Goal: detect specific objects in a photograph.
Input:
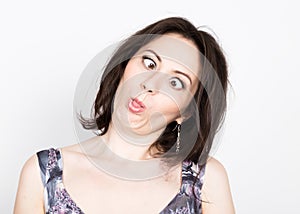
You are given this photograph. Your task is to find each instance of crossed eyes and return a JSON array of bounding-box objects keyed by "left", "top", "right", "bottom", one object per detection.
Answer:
[{"left": 142, "top": 56, "right": 185, "bottom": 90}]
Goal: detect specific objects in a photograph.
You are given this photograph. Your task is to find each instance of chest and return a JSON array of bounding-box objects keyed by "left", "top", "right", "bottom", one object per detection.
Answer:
[{"left": 62, "top": 164, "right": 182, "bottom": 213}]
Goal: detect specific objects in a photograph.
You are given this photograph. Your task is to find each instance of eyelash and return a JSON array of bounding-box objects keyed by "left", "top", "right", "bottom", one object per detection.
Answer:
[{"left": 142, "top": 56, "right": 156, "bottom": 70}]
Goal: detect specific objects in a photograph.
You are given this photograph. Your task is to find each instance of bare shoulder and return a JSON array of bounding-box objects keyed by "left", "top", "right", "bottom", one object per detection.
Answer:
[
  {"left": 18, "top": 154, "right": 42, "bottom": 184},
  {"left": 14, "top": 138, "right": 98, "bottom": 213},
  {"left": 202, "top": 157, "right": 230, "bottom": 200},
  {"left": 59, "top": 143, "right": 87, "bottom": 168},
  {"left": 201, "top": 157, "right": 235, "bottom": 214},
  {"left": 61, "top": 143, "right": 83, "bottom": 155},
  {"left": 58, "top": 137, "right": 100, "bottom": 172},
  {"left": 205, "top": 157, "right": 229, "bottom": 181},
  {"left": 60, "top": 135, "right": 99, "bottom": 155},
  {"left": 14, "top": 154, "right": 44, "bottom": 213},
  {"left": 59, "top": 137, "right": 97, "bottom": 161}
]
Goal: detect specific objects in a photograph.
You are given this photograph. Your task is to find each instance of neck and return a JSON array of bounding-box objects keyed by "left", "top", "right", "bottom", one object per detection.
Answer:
[{"left": 101, "top": 123, "right": 162, "bottom": 160}]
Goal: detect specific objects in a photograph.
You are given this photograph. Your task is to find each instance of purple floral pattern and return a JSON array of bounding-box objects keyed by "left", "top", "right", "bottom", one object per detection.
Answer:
[
  {"left": 37, "top": 148, "right": 206, "bottom": 214},
  {"left": 160, "top": 161, "right": 205, "bottom": 213}
]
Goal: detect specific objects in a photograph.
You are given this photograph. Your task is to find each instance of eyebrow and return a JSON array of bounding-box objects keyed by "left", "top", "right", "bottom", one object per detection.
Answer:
[
  {"left": 144, "top": 49, "right": 192, "bottom": 85},
  {"left": 144, "top": 49, "right": 161, "bottom": 62},
  {"left": 174, "top": 70, "right": 192, "bottom": 85}
]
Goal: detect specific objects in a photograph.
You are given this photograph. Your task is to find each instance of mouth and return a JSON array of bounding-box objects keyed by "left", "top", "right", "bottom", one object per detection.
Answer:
[{"left": 128, "top": 98, "right": 146, "bottom": 114}]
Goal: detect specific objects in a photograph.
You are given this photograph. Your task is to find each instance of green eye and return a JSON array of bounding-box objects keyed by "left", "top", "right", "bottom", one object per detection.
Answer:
[
  {"left": 169, "top": 77, "right": 184, "bottom": 89},
  {"left": 142, "top": 56, "right": 156, "bottom": 70}
]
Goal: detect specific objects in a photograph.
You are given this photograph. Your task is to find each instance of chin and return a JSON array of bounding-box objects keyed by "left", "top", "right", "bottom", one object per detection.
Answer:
[{"left": 132, "top": 124, "right": 167, "bottom": 136}]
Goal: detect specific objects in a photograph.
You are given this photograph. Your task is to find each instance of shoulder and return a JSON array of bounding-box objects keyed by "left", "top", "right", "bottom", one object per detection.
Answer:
[
  {"left": 201, "top": 157, "right": 235, "bottom": 214},
  {"left": 201, "top": 157, "right": 230, "bottom": 199},
  {"left": 17, "top": 154, "right": 43, "bottom": 191},
  {"left": 58, "top": 141, "right": 96, "bottom": 176},
  {"left": 204, "top": 157, "right": 228, "bottom": 182},
  {"left": 14, "top": 153, "right": 44, "bottom": 213},
  {"left": 59, "top": 136, "right": 101, "bottom": 163},
  {"left": 19, "top": 154, "right": 42, "bottom": 183},
  {"left": 59, "top": 135, "right": 98, "bottom": 156},
  {"left": 59, "top": 143, "right": 88, "bottom": 164}
]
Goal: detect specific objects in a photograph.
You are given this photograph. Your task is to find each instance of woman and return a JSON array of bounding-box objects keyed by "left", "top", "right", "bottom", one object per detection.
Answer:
[{"left": 14, "top": 17, "right": 235, "bottom": 213}]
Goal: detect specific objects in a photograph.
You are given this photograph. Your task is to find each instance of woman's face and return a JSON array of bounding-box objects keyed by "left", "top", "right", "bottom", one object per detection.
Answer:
[{"left": 113, "top": 33, "right": 201, "bottom": 140}]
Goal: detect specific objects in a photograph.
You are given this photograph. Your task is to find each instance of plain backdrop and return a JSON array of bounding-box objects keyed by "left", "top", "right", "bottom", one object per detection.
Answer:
[{"left": 1, "top": 0, "right": 299, "bottom": 213}]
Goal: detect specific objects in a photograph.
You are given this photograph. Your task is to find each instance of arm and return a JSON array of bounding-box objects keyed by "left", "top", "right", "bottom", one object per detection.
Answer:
[
  {"left": 14, "top": 154, "right": 44, "bottom": 213},
  {"left": 201, "top": 157, "right": 235, "bottom": 214}
]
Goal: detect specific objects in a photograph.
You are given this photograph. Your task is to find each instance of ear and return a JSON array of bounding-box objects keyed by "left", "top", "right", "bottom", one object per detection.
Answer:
[
  {"left": 176, "top": 110, "right": 192, "bottom": 124},
  {"left": 175, "top": 117, "right": 184, "bottom": 124}
]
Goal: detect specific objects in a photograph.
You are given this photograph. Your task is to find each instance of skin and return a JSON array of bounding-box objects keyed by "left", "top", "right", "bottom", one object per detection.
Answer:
[
  {"left": 14, "top": 33, "right": 235, "bottom": 214},
  {"left": 109, "top": 33, "right": 200, "bottom": 159}
]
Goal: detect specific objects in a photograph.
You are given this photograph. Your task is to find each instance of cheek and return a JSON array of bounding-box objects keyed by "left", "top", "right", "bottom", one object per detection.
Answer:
[
  {"left": 158, "top": 90, "right": 194, "bottom": 113},
  {"left": 123, "top": 59, "right": 143, "bottom": 81},
  {"left": 152, "top": 96, "right": 181, "bottom": 118},
  {"left": 123, "top": 63, "right": 133, "bottom": 81}
]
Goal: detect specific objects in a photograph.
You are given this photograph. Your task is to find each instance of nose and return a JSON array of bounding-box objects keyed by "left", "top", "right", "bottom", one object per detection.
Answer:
[
  {"left": 140, "top": 82, "right": 155, "bottom": 94},
  {"left": 139, "top": 71, "right": 162, "bottom": 94}
]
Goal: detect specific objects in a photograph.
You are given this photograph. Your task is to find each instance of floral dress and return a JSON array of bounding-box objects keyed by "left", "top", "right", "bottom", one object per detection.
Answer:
[{"left": 37, "top": 148, "right": 206, "bottom": 214}]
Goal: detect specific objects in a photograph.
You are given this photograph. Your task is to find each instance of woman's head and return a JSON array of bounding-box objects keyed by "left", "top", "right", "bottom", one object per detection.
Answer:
[
  {"left": 80, "top": 17, "right": 228, "bottom": 165},
  {"left": 113, "top": 33, "right": 201, "bottom": 138}
]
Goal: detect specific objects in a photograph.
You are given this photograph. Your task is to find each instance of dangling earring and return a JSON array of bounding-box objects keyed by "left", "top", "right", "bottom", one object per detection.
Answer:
[{"left": 175, "top": 124, "right": 181, "bottom": 153}]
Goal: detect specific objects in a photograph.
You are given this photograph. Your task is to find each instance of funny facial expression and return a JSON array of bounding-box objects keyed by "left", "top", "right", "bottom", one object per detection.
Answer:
[{"left": 112, "top": 33, "right": 201, "bottom": 144}]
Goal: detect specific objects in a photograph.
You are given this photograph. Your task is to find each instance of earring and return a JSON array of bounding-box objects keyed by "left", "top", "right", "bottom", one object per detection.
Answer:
[{"left": 175, "top": 124, "right": 181, "bottom": 153}]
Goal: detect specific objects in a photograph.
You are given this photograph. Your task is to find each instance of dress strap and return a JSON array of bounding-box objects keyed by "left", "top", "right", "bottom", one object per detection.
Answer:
[
  {"left": 36, "top": 148, "right": 63, "bottom": 187},
  {"left": 160, "top": 161, "right": 206, "bottom": 213},
  {"left": 180, "top": 160, "right": 206, "bottom": 199}
]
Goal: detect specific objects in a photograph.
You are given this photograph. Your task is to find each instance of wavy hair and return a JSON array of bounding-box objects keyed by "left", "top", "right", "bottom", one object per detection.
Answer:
[{"left": 79, "top": 17, "right": 228, "bottom": 167}]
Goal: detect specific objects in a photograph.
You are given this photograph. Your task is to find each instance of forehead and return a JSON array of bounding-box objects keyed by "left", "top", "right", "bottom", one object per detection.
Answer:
[{"left": 137, "top": 34, "right": 201, "bottom": 76}]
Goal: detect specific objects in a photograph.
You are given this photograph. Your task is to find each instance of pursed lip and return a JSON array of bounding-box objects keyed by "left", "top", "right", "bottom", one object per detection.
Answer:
[{"left": 128, "top": 98, "right": 146, "bottom": 113}]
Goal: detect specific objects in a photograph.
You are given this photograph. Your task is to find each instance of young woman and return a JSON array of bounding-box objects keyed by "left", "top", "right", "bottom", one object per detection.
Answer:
[{"left": 14, "top": 17, "right": 235, "bottom": 213}]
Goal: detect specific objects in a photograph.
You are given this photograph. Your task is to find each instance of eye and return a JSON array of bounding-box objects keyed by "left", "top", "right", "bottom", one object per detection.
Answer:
[
  {"left": 142, "top": 56, "right": 156, "bottom": 70},
  {"left": 169, "top": 77, "right": 185, "bottom": 90}
]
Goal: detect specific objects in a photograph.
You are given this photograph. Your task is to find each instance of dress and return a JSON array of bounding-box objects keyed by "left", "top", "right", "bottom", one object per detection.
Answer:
[{"left": 37, "top": 148, "right": 206, "bottom": 214}]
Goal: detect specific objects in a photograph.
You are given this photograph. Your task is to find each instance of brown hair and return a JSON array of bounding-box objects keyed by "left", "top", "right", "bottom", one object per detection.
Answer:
[{"left": 79, "top": 17, "right": 228, "bottom": 167}]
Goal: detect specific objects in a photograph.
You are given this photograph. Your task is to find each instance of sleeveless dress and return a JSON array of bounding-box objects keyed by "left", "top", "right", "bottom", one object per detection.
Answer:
[{"left": 37, "top": 148, "right": 206, "bottom": 214}]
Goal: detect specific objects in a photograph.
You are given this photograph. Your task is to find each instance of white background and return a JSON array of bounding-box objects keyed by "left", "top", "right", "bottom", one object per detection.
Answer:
[{"left": 1, "top": 0, "right": 299, "bottom": 213}]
